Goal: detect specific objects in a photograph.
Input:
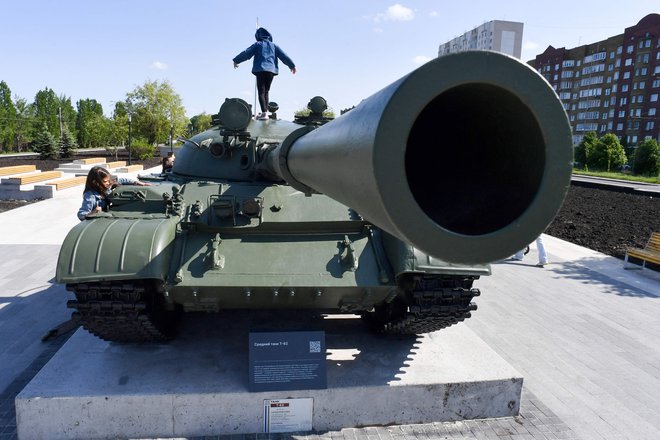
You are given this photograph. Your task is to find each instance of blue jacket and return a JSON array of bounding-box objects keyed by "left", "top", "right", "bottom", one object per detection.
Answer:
[
  {"left": 232, "top": 28, "right": 295, "bottom": 75},
  {"left": 77, "top": 190, "right": 106, "bottom": 221}
]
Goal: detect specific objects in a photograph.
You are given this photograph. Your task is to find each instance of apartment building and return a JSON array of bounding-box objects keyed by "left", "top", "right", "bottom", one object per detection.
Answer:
[
  {"left": 532, "top": 13, "right": 660, "bottom": 146},
  {"left": 439, "top": 20, "right": 524, "bottom": 59}
]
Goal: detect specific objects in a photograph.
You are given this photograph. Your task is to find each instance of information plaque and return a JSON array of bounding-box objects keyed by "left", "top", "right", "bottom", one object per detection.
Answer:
[
  {"left": 263, "top": 398, "right": 313, "bottom": 433},
  {"left": 249, "top": 330, "right": 326, "bottom": 392}
]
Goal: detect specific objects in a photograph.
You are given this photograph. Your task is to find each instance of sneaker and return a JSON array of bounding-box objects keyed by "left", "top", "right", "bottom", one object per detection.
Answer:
[
  {"left": 536, "top": 261, "right": 548, "bottom": 267},
  {"left": 257, "top": 113, "right": 269, "bottom": 120}
]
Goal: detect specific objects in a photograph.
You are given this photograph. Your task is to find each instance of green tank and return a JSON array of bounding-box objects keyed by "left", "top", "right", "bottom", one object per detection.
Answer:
[{"left": 56, "top": 51, "right": 573, "bottom": 342}]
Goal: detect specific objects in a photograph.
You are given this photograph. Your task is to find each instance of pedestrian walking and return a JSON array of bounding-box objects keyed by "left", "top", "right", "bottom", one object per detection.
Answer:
[{"left": 510, "top": 235, "right": 549, "bottom": 267}]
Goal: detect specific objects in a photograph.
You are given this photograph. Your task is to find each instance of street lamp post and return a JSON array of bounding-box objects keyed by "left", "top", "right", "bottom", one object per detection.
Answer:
[{"left": 128, "top": 113, "right": 132, "bottom": 166}]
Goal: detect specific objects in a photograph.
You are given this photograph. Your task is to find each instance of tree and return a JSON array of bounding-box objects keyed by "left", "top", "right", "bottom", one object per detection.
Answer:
[
  {"left": 591, "top": 133, "right": 627, "bottom": 172},
  {"left": 14, "top": 98, "right": 34, "bottom": 151},
  {"left": 574, "top": 131, "right": 597, "bottom": 170},
  {"left": 126, "top": 80, "right": 188, "bottom": 145},
  {"left": 33, "top": 88, "right": 60, "bottom": 139},
  {"left": 0, "top": 81, "right": 17, "bottom": 152},
  {"left": 59, "top": 126, "right": 78, "bottom": 158},
  {"left": 32, "top": 123, "right": 57, "bottom": 159},
  {"left": 59, "top": 95, "right": 77, "bottom": 141},
  {"left": 633, "top": 138, "right": 660, "bottom": 176},
  {"left": 189, "top": 113, "right": 212, "bottom": 135},
  {"left": 76, "top": 99, "right": 104, "bottom": 147}
]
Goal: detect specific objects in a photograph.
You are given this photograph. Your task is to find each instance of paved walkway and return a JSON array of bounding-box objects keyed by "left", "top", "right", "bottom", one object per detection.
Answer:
[{"left": 0, "top": 179, "right": 659, "bottom": 439}]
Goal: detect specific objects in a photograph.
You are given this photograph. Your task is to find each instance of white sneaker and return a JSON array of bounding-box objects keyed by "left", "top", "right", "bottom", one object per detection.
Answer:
[{"left": 257, "top": 113, "right": 268, "bottom": 120}]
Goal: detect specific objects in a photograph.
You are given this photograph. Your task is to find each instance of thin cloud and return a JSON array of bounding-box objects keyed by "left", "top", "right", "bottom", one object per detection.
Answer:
[
  {"left": 413, "top": 55, "right": 431, "bottom": 65},
  {"left": 374, "top": 4, "right": 414, "bottom": 22},
  {"left": 523, "top": 41, "right": 540, "bottom": 51},
  {"left": 151, "top": 61, "right": 168, "bottom": 70},
  {"left": 429, "top": 11, "right": 438, "bottom": 18}
]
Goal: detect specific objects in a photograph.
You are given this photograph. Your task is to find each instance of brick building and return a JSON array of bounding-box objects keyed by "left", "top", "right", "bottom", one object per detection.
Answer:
[{"left": 531, "top": 13, "right": 660, "bottom": 146}]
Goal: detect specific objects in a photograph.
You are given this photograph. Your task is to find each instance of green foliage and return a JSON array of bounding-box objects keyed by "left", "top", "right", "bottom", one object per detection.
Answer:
[
  {"left": 633, "top": 138, "right": 660, "bottom": 176},
  {"left": 59, "top": 126, "right": 78, "bottom": 158},
  {"left": 294, "top": 107, "right": 335, "bottom": 118},
  {"left": 33, "top": 88, "right": 60, "bottom": 139},
  {"left": 76, "top": 99, "right": 105, "bottom": 147},
  {"left": 126, "top": 80, "right": 188, "bottom": 145},
  {"left": 591, "top": 133, "right": 627, "bottom": 172},
  {"left": 574, "top": 131, "right": 597, "bottom": 170},
  {"left": 129, "top": 137, "right": 155, "bottom": 160},
  {"left": 13, "top": 98, "right": 33, "bottom": 151},
  {"left": 0, "top": 81, "right": 17, "bottom": 152},
  {"left": 189, "top": 113, "right": 212, "bottom": 135},
  {"left": 32, "top": 123, "right": 58, "bottom": 159},
  {"left": 59, "top": 96, "right": 77, "bottom": 140},
  {"left": 572, "top": 169, "right": 659, "bottom": 184}
]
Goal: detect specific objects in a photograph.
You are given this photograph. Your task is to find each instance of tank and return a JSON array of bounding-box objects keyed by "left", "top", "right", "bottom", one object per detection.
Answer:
[{"left": 56, "top": 51, "right": 573, "bottom": 342}]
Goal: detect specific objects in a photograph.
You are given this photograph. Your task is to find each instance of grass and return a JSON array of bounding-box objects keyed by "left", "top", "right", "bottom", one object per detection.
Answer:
[{"left": 572, "top": 169, "right": 660, "bottom": 184}]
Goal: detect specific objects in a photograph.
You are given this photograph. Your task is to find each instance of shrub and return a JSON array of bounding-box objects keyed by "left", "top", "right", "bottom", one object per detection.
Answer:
[
  {"left": 129, "top": 138, "right": 155, "bottom": 160},
  {"left": 633, "top": 139, "right": 660, "bottom": 177}
]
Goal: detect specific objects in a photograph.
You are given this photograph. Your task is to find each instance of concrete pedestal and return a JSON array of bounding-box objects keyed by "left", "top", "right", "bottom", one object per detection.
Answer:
[{"left": 16, "top": 312, "right": 522, "bottom": 440}]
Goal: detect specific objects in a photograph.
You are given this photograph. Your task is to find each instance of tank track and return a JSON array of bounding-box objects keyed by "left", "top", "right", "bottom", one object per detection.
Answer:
[
  {"left": 66, "top": 281, "right": 180, "bottom": 343},
  {"left": 364, "top": 275, "right": 480, "bottom": 335}
]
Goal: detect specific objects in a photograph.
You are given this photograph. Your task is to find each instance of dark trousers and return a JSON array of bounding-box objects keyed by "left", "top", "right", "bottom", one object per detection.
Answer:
[{"left": 255, "top": 71, "right": 275, "bottom": 113}]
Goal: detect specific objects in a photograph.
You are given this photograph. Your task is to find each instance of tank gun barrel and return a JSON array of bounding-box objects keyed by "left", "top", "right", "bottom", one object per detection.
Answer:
[{"left": 266, "top": 51, "right": 573, "bottom": 264}]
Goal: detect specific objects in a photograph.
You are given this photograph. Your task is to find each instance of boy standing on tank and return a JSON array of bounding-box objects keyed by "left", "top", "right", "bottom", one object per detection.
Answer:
[{"left": 232, "top": 27, "right": 296, "bottom": 120}]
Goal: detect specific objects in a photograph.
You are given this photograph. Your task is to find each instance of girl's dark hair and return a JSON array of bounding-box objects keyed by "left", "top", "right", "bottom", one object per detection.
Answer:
[{"left": 84, "top": 166, "right": 111, "bottom": 196}]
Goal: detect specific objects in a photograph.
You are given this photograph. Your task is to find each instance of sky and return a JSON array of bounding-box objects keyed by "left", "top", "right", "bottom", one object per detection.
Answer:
[{"left": 1, "top": 1, "right": 657, "bottom": 120}]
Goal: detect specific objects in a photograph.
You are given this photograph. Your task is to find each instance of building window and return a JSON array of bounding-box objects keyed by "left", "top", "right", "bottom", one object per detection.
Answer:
[
  {"left": 653, "top": 79, "right": 660, "bottom": 88},
  {"left": 645, "top": 39, "right": 651, "bottom": 48},
  {"left": 646, "top": 121, "right": 655, "bottom": 130},
  {"left": 626, "top": 45, "right": 634, "bottom": 53},
  {"left": 617, "top": 46, "right": 623, "bottom": 54},
  {"left": 618, "top": 111, "right": 625, "bottom": 118},
  {"left": 649, "top": 108, "right": 657, "bottom": 116},
  {"left": 622, "top": 84, "right": 629, "bottom": 92},
  {"left": 616, "top": 123, "right": 623, "bottom": 131},
  {"left": 651, "top": 94, "right": 659, "bottom": 102},
  {"left": 624, "top": 58, "right": 632, "bottom": 66},
  {"left": 620, "top": 97, "right": 627, "bottom": 105},
  {"left": 623, "top": 71, "right": 631, "bottom": 79}
]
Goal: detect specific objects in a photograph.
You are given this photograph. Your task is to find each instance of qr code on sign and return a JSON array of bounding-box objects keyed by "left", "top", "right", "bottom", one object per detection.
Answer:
[{"left": 309, "top": 340, "right": 321, "bottom": 353}]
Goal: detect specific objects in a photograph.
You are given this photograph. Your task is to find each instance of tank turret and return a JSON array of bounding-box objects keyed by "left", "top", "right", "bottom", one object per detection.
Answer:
[{"left": 57, "top": 51, "right": 572, "bottom": 342}]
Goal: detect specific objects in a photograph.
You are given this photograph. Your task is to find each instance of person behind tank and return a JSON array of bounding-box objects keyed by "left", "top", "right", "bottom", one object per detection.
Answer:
[{"left": 77, "top": 165, "right": 150, "bottom": 221}]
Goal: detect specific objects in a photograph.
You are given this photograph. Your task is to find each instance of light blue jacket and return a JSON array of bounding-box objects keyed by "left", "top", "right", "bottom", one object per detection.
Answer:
[
  {"left": 232, "top": 28, "right": 295, "bottom": 75},
  {"left": 77, "top": 190, "right": 106, "bottom": 221}
]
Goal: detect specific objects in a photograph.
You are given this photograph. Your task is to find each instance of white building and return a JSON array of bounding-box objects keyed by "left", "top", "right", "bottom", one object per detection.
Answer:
[{"left": 439, "top": 20, "right": 524, "bottom": 59}]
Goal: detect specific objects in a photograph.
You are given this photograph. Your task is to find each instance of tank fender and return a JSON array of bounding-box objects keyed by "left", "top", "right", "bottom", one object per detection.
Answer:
[
  {"left": 380, "top": 231, "right": 491, "bottom": 278},
  {"left": 56, "top": 217, "right": 178, "bottom": 284}
]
